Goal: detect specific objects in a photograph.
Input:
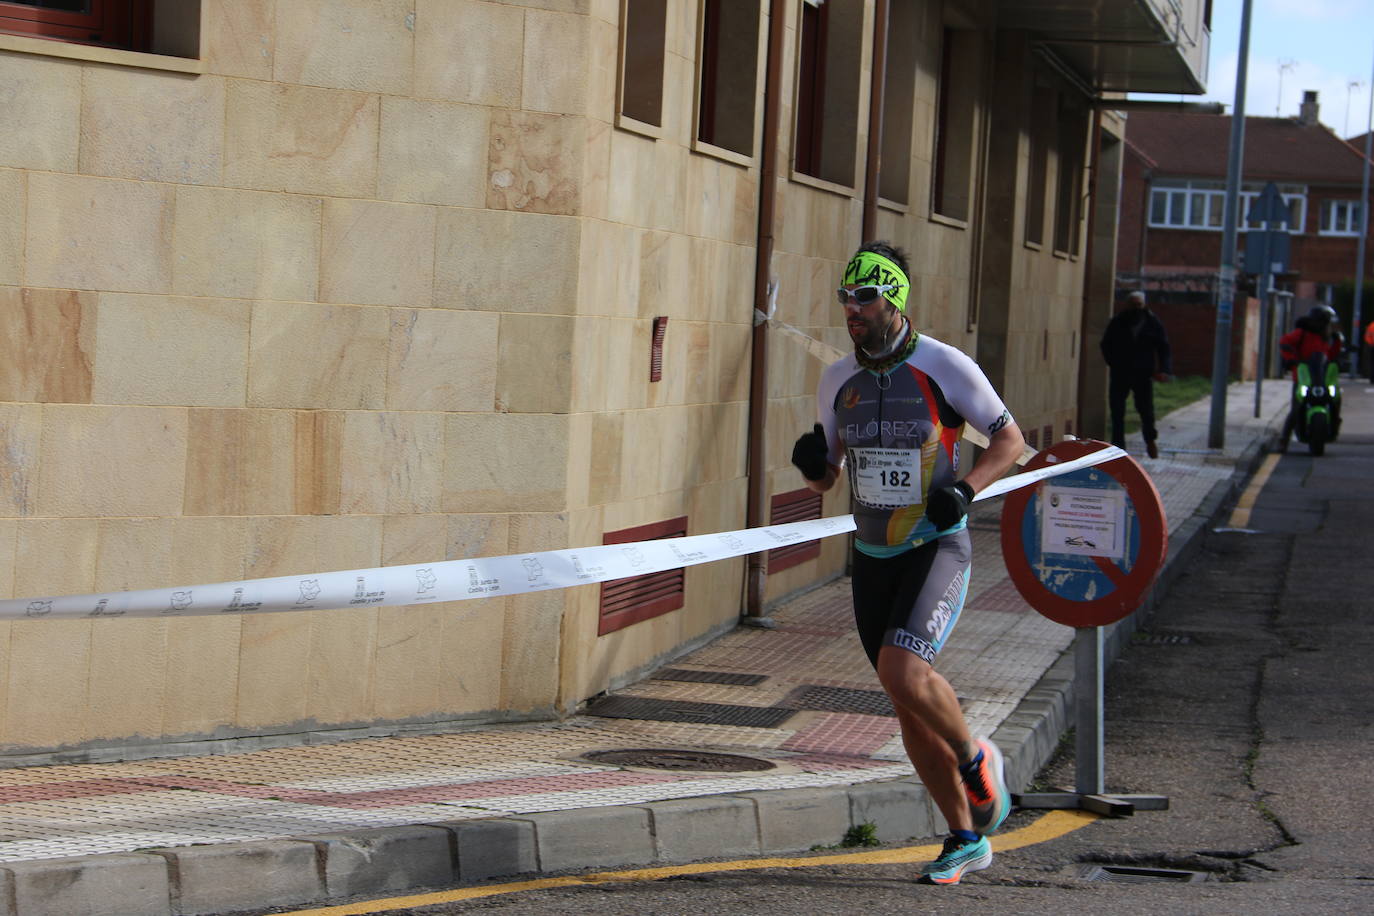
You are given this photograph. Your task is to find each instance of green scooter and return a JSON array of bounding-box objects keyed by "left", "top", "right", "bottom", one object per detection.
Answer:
[{"left": 1292, "top": 351, "right": 1341, "bottom": 456}]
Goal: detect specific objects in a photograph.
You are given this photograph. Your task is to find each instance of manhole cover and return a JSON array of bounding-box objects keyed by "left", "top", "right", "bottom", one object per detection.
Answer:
[
  {"left": 1077, "top": 865, "right": 1212, "bottom": 883},
  {"left": 653, "top": 668, "right": 768, "bottom": 686},
  {"left": 583, "top": 748, "right": 776, "bottom": 772}
]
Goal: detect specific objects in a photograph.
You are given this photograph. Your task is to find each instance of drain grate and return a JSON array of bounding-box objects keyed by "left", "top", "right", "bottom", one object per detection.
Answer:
[
  {"left": 582, "top": 748, "right": 776, "bottom": 772},
  {"left": 652, "top": 668, "right": 768, "bottom": 686},
  {"left": 1077, "top": 865, "right": 1212, "bottom": 883},
  {"left": 780, "top": 685, "right": 895, "bottom": 717},
  {"left": 585, "top": 695, "right": 796, "bottom": 728},
  {"left": 1133, "top": 631, "right": 1198, "bottom": 646}
]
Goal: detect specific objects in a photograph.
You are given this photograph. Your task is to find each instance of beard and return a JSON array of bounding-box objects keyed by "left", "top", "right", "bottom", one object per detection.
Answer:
[{"left": 850, "top": 308, "right": 903, "bottom": 355}]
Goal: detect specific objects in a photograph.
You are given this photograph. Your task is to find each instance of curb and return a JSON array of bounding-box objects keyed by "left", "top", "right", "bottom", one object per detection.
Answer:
[{"left": 0, "top": 442, "right": 1272, "bottom": 916}]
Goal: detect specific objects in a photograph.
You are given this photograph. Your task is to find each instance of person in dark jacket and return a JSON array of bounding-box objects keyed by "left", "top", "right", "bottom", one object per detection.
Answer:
[{"left": 1100, "top": 290, "right": 1173, "bottom": 458}]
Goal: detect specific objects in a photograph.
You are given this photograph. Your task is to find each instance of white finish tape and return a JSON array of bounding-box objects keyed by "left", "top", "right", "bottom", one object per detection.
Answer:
[
  {"left": 0, "top": 517, "right": 858, "bottom": 622},
  {"left": 971, "top": 445, "right": 1127, "bottom": 503},
  {"left": 0, "top": 446, "right": 1124, "bottom": 623}
]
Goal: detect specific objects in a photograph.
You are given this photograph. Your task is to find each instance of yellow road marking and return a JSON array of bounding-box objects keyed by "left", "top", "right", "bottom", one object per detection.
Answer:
[
  {"left": 279, "top": 810, "right": 1100, "bottom": 915},
  {"left": 1227, "top": 452, "right": 1281, "bottom": 528}
]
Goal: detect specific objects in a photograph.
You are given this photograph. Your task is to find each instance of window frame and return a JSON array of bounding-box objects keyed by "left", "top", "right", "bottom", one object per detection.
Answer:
[
  {"left": 790, "top": 0, "right": 864, "bottom": 193},
  {"left": 1023, "top": 84, "right": 1055, "bottom": 248},
  {"left": 1052, "top": 95, "right": 1087, "bottom": 257},
  {"left": 1148, "top": 179, "right": 1307, "bottom": 234},
  {"left": 0, "top": 0, "right": 150, "bottom": 52},
  {"left": 1319, "top": 199, "right": 1364, "bottom": 236},
  {"left": 930, "top": 26, "right": 982, "bottom": 226},
  {"left": 691, "top": 0, "right": 764, "bottom": 167},
  {"left": 875, "top": 0, "right": 918, "bottom": 210},
  {"left": 615, "top": 0, "right": 669, "bottom": 140}
]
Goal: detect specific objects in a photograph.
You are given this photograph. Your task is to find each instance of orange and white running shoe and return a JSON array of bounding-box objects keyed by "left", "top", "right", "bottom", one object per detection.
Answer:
[{"left": 961, "top": 738, "right": 1011, "bottom": 835}]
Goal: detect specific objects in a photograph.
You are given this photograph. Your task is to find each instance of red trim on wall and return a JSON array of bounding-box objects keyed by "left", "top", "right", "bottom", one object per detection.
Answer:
[
  {"left": 598, "top": 516, "right": 688, "bottom": 635},
  {"left": 768, "top": 488, "right": 823, "bottom": 572}
]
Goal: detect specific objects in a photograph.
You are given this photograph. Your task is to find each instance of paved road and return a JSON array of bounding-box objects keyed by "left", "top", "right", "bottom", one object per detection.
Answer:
[{"left": 263, "top": 386, "right": 1374, "bottom": 914}]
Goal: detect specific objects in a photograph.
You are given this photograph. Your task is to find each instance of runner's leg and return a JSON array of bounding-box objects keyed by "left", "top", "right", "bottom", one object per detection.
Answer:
[{"left": 882, "top": 651, "right": 973, "bottom": 832}]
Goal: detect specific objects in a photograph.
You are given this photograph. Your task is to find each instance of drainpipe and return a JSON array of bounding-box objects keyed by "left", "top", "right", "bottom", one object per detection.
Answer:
[
  {"left": 862, "top": 0, "right": 891, "bottom": 241},
  {"left": 744, "top": 0, "right": 789, "bottom": 622},
  {"left": 1076, "top": 107, "right": 1105, "bottom": 438}
]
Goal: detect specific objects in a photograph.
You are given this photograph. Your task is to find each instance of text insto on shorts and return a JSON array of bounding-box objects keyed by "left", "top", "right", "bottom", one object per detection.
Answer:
[{"left": 850, "top": 530, "right": 971, "bottom": 667}]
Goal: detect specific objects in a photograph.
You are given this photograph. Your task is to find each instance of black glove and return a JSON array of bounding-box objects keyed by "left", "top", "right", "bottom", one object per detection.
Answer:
[
  {"left": 926, "top": 480, "right": 975, "bottom": 530},
  {"left": 791, "top": 423, "right": 830, "bottom": 481}
]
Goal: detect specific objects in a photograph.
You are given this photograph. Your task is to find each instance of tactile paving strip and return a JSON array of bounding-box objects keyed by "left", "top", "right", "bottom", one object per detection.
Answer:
[
  {"left": 779, "top": 685, "right": 895, "bottom": 717},
  {"left": 652, "top": 668, "right": 768, "bottom": 686},
  {"left": 584, "top": 696, "right": 796, "bottom": 729}
]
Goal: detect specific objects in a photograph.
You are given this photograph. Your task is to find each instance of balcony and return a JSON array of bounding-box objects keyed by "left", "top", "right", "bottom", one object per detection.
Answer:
[{"left": 997, "top": 0, "right": 1210, "bottom": 95}]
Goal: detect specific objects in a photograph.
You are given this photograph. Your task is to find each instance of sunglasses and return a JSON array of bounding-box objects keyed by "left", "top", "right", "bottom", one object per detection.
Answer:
[{"left": 836, "top": 284, "right": 902, "bottom": 306}]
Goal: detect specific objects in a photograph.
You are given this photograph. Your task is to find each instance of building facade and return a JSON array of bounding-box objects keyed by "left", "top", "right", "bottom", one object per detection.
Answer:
[
  {"left": 0, "top": 0, "right": 1207, "bottom": 760},
  {"left": 1117, "top": 94, "right": 1374, "bottom": 375}
]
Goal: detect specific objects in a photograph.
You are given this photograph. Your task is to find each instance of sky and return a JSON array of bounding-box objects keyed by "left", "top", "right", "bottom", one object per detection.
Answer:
[{"left": 1140, "top": 0, "right": 1374, "bottom": 139}]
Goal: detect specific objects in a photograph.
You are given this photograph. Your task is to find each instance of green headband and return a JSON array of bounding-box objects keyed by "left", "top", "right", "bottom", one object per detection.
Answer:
[{"left": 842, "top": 251, "right": 909, "bottom": 312}]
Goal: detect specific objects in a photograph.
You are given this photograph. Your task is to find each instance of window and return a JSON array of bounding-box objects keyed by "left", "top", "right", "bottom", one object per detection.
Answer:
[
  {"left": 876, "top": 0, "right": 919, "bottom": 205},
  {"left": 1024, "top": 85, "right": 1055, "bottom": 246},
  {"left": 794, "top": 0, "right": 863, "bottom": 186},
  {"left": 618, "top": 0, "right": 668, "bottom": 134},
  {"left": 1148, "top": 180, "right": 1307, "bottom": 233},
  {"left": 1052, "top": 95, "right": 1087, "bottom": 254},
  {"left": 1320, "top": 199, "right": 1363, "bottom": 236},
  {"left": 696, "top": 0, "right": 761, "bottom": 158},
  {"left": 598, "top": 517, "right": 687, "bottom": 635},
  {"left": 0, "top": 0, "right": 149, "bottom": 50},
  {"left": 932, "top": 27, "right": 982, "bottom": 221}
]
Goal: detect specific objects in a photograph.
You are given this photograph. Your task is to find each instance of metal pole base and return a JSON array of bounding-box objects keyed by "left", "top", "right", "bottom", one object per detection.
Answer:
[{"left": 1013, "top": 791, "right": 1170, "bottom": 817}]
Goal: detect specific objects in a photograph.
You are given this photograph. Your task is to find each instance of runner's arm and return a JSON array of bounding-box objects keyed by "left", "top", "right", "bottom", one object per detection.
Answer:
[{"left": 959, "top": 421, "right": 1025, "bottom": 495}]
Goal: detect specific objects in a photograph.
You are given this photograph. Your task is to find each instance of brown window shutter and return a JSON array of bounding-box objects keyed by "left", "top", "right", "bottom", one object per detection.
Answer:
[
  {"left": 768, "top": 488, "right": 823, "bottom": 573},
  {"left": 598, "top": 516, "right": 687, "bottom": 635}
]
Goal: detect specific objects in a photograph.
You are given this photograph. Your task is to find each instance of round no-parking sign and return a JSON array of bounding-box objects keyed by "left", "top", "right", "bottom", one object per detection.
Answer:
[{"left": 1000, "top": 440, "right": 1168, "bottom": 628}]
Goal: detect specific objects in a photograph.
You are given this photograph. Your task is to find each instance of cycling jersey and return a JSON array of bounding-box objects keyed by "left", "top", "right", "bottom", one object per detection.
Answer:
[{"left": 816, "top": 332, "right": 1011, "bottom": 558}]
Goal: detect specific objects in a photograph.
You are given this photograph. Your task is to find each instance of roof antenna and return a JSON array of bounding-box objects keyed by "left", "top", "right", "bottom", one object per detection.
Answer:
[{"left": 1276, "top": 59, "right": 1297, "bottom": 116}]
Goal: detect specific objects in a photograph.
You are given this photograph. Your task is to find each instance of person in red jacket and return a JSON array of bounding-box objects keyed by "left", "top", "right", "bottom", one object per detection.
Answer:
[
  {"left": 1277, "top": 305, "right": 1342, "bottom": 450},
  {"left": 1279, "top": 305, "right": 1341, "bottom": 375},
  {"left": 1364, "top": 318, "right": 1374, "bottom": 383}
]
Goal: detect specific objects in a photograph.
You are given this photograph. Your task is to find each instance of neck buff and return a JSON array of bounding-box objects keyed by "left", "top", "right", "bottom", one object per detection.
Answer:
[
  {"left": 855, "top": 314, "right": 919, "bottom": 374},
  {"left": 842, "top": 250, "right": 910, "bottom": 312}
]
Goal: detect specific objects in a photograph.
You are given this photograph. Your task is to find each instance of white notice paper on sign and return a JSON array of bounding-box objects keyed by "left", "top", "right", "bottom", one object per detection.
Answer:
[{"left": 1040, "top": 485, "right": 1126, "bottom": 560}]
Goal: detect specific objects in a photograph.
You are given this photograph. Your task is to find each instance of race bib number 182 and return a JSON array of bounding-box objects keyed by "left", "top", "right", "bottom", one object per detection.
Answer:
[{"left": 851, "top": 448, "right": 922, "bottom": 509}]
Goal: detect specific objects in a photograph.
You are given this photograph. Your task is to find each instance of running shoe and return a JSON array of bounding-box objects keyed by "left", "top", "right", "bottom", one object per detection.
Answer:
[
  {"left": 961, "top": 737, "right": 1011, "bottom": 835},
  {"left": 917, "top": 834, "right": 992, "bottom": 885}
]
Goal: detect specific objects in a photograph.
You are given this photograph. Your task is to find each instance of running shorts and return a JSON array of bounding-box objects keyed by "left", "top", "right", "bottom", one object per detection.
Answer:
[{"left": 850, "top": 530, "right": 971, "bottom": 667}]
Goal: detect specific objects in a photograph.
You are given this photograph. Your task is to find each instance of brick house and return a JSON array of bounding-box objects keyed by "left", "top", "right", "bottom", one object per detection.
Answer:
[{"left": 1116, "top": 93, "right": 1373, "bottom": 377}]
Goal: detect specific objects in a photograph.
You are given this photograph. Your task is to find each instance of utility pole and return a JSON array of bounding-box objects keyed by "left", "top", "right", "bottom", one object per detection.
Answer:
[
  {"left": 1209, "top": 0, "right": 1255, "bottom": 449},
  {"left": 1354, "top": 48, "right": 1373, "bottom": 367}
]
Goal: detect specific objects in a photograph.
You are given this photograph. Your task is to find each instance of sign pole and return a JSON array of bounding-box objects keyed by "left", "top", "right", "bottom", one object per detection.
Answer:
[
  {"left": 1255, "top": 248, "right": 1273, "bottom": 417},
  {"left": 1073, "top": 627, "right": 1104, "bottom": 796},
  {"left": 1209, "top": 0, "right": 1254, "bottom": 448}
]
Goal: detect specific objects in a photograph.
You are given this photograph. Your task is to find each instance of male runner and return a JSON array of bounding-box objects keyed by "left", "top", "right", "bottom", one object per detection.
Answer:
[{"left": 791, "top": 242, "right": 1024, "bottom": 885}]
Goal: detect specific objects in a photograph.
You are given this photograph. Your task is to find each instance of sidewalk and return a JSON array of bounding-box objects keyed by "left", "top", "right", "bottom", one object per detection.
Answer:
[{"left": 0, "top": 381, "right": 1294, "bottom": 916}]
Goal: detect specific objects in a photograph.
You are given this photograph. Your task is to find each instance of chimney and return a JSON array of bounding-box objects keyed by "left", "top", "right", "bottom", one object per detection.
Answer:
[{"left": 1298, "top": 90, "right": 1319, "bottom": 126}]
